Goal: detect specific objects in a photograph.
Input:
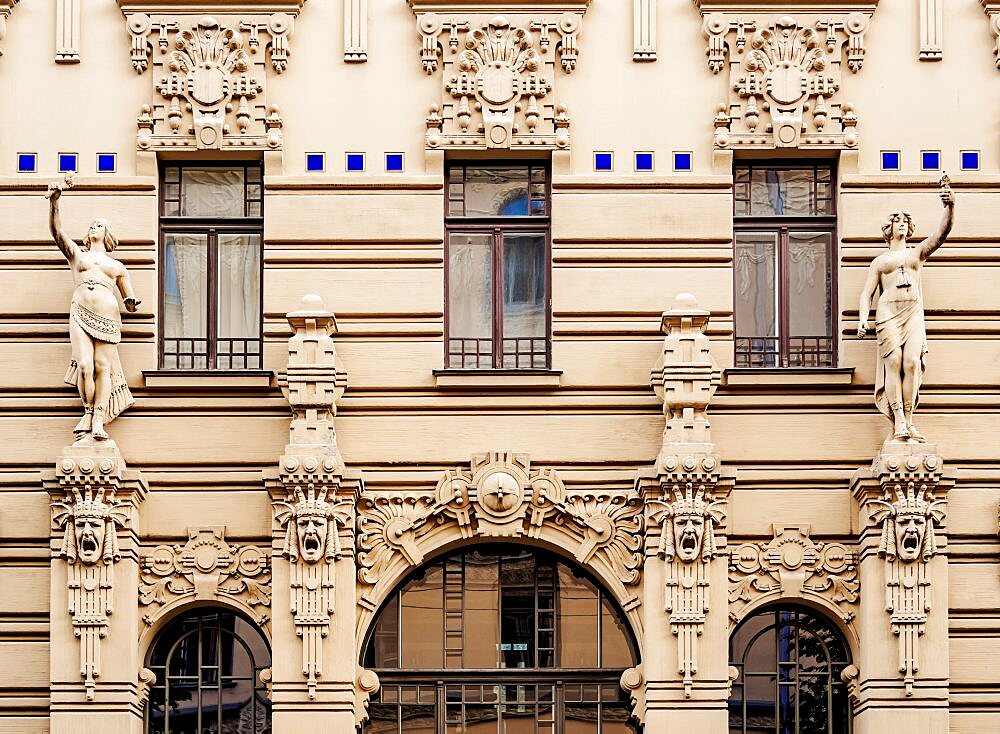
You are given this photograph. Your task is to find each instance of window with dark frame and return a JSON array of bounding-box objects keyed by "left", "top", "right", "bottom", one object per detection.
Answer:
[
  {"left": 159, "top": 162, "right": 264, "bottom": 370},
  {"left": 733, "top": 163, "right": 837, "bottom": 368},
  {"left": 445, "top": 163, "right": 551, "bottom": 369}
]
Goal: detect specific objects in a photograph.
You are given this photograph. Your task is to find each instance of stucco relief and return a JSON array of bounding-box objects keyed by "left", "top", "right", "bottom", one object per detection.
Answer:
[
  {"left": 357, "top": 451, "right": 643, "bottom": 635},
  {"left": 139, "top": 526, "right": 271, "bottom": 631},
  {"left": 695, "top": 2, "right": 875, "bottom": 150},
  {"left": 984, "top": 2, "right": 1000, "bottom": 67},
  {"left": 412, "top": 1, "right": 587, "bottom": 150},
  {"left": 0, "top": 0, "right": 15, "bottom": 59},
  {"left": 124, "top": 9, "right": 297, "bottom": 150},
  {"left": 728, "top": 525, "right": 859, "bottom": 625}
]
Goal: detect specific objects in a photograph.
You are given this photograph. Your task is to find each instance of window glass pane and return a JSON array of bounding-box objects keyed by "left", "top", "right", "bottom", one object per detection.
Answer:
[
  {"left": 558, "top": 566, "right": 598, "bottom": 668},
  {"left": 750, "top": 168, "right": 815, "bottom": 216},
  {"left": 181, "top": 168, "right": 245, "bottom": 217},
  {"left": 371, "top": 595, "right": 399, "bottom": 668},
  {"left": 464, "top": 167, "right": 530, "bottom": 216},
  {"left": 464, "top": 553, "right": 500, "bottom": 668},
  {"left": 600, "top": 598, "right": 632, "bottom": 668},
  {"left": 502, "top": 234, "right": 546, "bottom": 368},
  {"left": 448, "top": 233, "right": 493, "bottom": 365},
  {"left": 787, "top": 232, "right": 832, "bottom": 337},
  {"left": 217, "top": 234, "right": 261, "bottom": 338},
  {"left": 401, "top": 565, "right": 444, "bottom": 669},
  {"left": 162, "top": 233, "right": 208, "bottom": 369},
  {"left": 734, "top": 231, "right": 778, "bottom": 353},
  {"left": 500, "top": 553, "right": 535, "bottom": 669}
]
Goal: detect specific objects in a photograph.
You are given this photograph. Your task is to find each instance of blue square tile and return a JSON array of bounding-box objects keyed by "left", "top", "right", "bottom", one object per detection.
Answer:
[
  {"left": 306, "top": 153, "right": 325, "bottom": 172},
  {"left": 346, "top": 153, "right": 365, "bottom": 172},
  {"left": 97, "top": 153, "right": 116, "bottom": 173},
  {"left": 58, "top": 153, "right": 78, "bottom": 173},
  {"left": 17, "top": 153, "right": 37, "bottom": 173},
  {"left": 881, "top": 151, "right": 900, "bottom": 171},
  {"left": 673, "top": 151, "right": 692, "bottom": 171},
  {"left": 961, "top": 150, "right": 980, "bottom": 170},
  {"left": 634, "top": 152, "right": 654, "bottom": 171},
  {"left": 385, "top": 153, "right": 404, "bottom": 172},
  {"left": 921, "top": 151, "right": 940, "bottom": 170},
  {"left": 594, "top": 152, "right": 613, "bottom": 171}
]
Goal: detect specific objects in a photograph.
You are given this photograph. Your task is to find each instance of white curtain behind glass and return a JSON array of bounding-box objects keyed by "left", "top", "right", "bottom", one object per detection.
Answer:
[{"left": 218, "top": 234, "right": 261, "bottom": 339}]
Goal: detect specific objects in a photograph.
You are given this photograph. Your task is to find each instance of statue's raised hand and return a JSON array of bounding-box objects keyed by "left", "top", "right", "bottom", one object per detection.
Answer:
[{"left": 45, "top": 173, "right": 74, "bottom": 201}]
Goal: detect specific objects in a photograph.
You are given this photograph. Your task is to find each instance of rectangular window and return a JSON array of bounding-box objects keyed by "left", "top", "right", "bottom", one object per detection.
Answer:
[
  {"left": 159, "top": 162, "right": 264, "bottom": 369},
  {"left": 445, "top": 163, "right": 550, "bottom": 369},
  {"left": 733, "top": 163, "right": 837, "bottom": 368}
]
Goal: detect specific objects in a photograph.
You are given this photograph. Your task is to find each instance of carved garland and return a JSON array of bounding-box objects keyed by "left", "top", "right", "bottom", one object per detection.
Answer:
[{"left": 357, "top": 452, "right": 643, "bottom": 600}]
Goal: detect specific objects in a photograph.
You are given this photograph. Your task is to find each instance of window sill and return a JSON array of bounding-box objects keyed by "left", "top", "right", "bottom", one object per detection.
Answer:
[
  {"left": 142, "top": 370, "right": 274, "bottom": 389},
  {"left": 723, "top": 367, "right": 854, "bottom": 387},
  {"left": 433, "top": 369, "right": 562, "bottom": 389}
]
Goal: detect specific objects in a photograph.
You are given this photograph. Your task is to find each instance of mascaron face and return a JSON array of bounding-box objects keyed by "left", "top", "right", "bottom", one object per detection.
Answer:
[
  {"left": 74, "top": 516, "right": 105, "bottom": 564},
  {"left": 673, "top": 513, "right": 705, "bottom": 562},
  {"left": 895, "top": 512, "right": 926, "bottom": 562},
  {"left": 296, "top": 515, "right": 328, "bottom": 563}
]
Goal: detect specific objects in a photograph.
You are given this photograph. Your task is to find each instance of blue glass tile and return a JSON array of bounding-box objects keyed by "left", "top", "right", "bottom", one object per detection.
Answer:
[
  {"left": 306, "top": 153, "right": 325, "bottom": 172},
  {"left": 594, "top": 152, "right": 613, "bottom": 171},
  {"left": 635, "top": 152, "right": 654, "bottom": 171},
  {"left": 17, "top": 153, "right": 37, "bottom": 173},
  {"left": 385, "top": 153, "right": 404, "bottom": 172},
  {"left": 961, "top": 150, "right": 980, "bottom": 170},
  {"left": 921, "top": 151, "right": 940, "bottom": 170},
  {"left": 58, "top": 153, "right": 78, "bottom": 173},
  {"left": 97, "top": 153, "right": 116, "bottom": 173},
  {"left": 346, "top": 153, "right": 365, "bottom": 172},
  {"left": 673, "top": 152, "right": 692, "bottom": 171},
  {"left": 881, "top": 151, "right": 900, "bottom": 170}
]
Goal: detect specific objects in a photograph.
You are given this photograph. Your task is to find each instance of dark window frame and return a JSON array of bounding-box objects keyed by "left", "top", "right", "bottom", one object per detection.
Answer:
[
  {"left": 158, "top": 161, "right": 264, "bottom": 370},
  {"left": 733, "top": 162, "right": 838, "bottom": 368},
  {"left": 444, "top": 162, "right": 552, "bottom": 370}
]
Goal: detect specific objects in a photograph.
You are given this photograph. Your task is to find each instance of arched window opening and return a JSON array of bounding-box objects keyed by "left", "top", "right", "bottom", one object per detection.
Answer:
[
  {"left": 728, "top": 606, "right": 851, "bottom": 734},
  {"left": 363, "top": 546, "right": 639, "bottom": 734},
  {"left": 145, "top": 608, "right": 271, "bottom": 734}
]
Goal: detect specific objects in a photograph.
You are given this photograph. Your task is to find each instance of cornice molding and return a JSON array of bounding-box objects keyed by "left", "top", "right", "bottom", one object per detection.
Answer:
[
  {"left": 117, "top": 0, "right": 305, "bottom": 13},
  {"left": 409, "top": 0, "right": 591, "bottom": 9},
  {"left": 694, "top": 1, "right": 877, "bottom": 9}
]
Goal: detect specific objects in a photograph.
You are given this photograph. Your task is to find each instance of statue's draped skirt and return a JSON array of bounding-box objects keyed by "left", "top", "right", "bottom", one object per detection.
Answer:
[
  {"left": 874, "top": 298, "right": 927, "bottom": 422},
  {"left": 64, "top": 300, "right": 134, "bottom": 422}
]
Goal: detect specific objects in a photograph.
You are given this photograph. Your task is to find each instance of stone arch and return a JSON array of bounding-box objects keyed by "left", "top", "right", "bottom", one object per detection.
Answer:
[{"left": 139, "top": 595, "right": 273, "bottom": 660}]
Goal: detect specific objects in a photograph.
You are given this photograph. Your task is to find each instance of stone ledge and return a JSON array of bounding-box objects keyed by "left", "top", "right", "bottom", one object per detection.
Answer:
[
  {"left": 142, "top": 370, "right": 274, "bottom": 389},
  {"left": 433, "top": 369, "right": 562, "bottom": 389},
  {"left": 723, "top": 367, "right": 855, "bottom": 387}
]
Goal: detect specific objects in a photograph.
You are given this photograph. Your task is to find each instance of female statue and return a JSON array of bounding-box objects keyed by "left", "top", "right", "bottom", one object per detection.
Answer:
[{"left": 46, "top": 176, "right": 140, "bottom": 441}]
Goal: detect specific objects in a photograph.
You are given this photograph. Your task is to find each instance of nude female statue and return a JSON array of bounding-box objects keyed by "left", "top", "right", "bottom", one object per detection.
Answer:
[
  {"left": 857, "top": 175, "right": 954, "bottom": 442},
  {"left": 46, "top": 176, "right": 140, "bottom": 441}
]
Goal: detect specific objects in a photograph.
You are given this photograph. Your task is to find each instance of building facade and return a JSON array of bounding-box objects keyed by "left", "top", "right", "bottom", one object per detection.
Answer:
[{"left": 0, "top": 0, "right": 998, "bottom": 732}]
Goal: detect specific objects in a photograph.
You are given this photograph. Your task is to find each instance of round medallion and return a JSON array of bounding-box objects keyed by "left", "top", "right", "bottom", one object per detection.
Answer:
[{"left": 480, "top": 471, "right": 522, "bottom": 514}]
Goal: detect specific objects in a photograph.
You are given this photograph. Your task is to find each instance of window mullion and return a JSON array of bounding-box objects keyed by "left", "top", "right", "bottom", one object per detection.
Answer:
[
  {"left": 779, "top": 227, "right": 790, "bottom": 368},
  {"left": 208, "top": 229, "right": 218, "bottom": 369},
  {"left": 494, "top": 228, "right": 503, "bottom": 369}
]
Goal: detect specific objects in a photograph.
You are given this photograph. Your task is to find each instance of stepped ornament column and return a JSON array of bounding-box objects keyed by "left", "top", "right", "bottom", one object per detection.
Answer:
[
  {"left": 850, "top": 179, "right": 956, "bottom": 733},
  {"left": 264, "top": 295, "right": 373, "bottom": 733},
  {"left": 632, "top": 294, "right": 734, "bottom": 730}
]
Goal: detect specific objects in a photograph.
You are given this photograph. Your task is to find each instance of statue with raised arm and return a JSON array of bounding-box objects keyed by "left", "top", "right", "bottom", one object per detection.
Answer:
[
  {"left": 46, "top": 176, "right": 139, "bottom": 441},
  {"left": 858, "top": 174, "right": 954, "bottom": 442}
]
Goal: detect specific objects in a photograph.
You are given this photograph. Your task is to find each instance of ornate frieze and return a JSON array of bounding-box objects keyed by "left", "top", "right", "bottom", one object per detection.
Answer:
[
  {"left": 729, "top": 525, "right": 859, "bottom": 624},
  {"left": 123, "top": 6, "right": 301, "bottom": 151},
  {"left": 358, "top": 451, "right": 643, "bottom": 594},
  {"left": 46, "top": 444, "right": 147, "bottom": 701},
  {"left": 412, "top": 1, "right": 589, "bottom": 150},
  {"left": 695, "top": 2, "right": 875, "bottom": 150},
  {"left": 139, "top": 526, "right": 271, "bottom": 630}
]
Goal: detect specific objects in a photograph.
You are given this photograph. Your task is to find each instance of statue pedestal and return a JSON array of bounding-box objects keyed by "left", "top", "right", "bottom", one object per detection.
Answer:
[
  {"left": 849, "top": 440, "right": 952, "bottom": 734},
  {"left": 42, "top": 441, "right": 148, "bottom": 734}
]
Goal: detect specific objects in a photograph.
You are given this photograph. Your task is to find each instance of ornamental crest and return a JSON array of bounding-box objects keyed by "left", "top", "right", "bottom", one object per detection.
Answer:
[
  {"left": 701, "top": 11, "right": 872, "bottom": 150},
  {"left": 416, "top": 11, "right": 583, "bottom": 149},
  {"left": 127, "top": 13, "right": 294, "bottom": 150}
]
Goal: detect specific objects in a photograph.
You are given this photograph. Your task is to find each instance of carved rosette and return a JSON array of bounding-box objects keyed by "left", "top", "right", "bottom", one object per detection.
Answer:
[
  {"left": 415, "top": 10, "right": 584, "bottom": 150},
  {"left": 642, "top": 453, "right": 729, "bottom": 698},
  {"left": 699, "top": 9, "right": 873, "bottom": 150},
  {"left": 139, "top": 526, "right": 271, "bottom": 630},
  {"left": 45, "top": 446, "right": 147, "bottom": 701},
  {"left": 358, "top": 452, "right": 643, "bottom": 605},
  {"left": 126, "top": 12, "right": 295, "bottom": 150},
  {"left": 729, "top": 525, "right": 859, "bottom": 625}
]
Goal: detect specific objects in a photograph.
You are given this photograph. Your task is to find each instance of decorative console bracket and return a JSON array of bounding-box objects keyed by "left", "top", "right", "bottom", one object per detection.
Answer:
[
  {"left": 694, "top": 1, "right": 879, "bottom": 151},
  {"left": 409, "top": 0, "right": 591, "bottom": 150},
  {"left": 0, "top": 0, "right": 17, "bottom": 58}
]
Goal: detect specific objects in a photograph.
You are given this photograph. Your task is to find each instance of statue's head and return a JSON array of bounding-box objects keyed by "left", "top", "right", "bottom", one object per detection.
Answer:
[
  {"left": 659, "top": 482, "right": 725, "bottom": 564},
  {"left": 295, "top": 510, "right": 330, "bottom": 564},
  {"left": 279, "top": 486, "right": 349, "bottom": 564},
  {"left": 83, "top": 218, "right": 118, "bottom": 253},
  {"left": 876, "top": 482, "right": 945, "bottom": 563},
  {"left": 881, "top": 210, "right": 915, "bottom": 245},
  {"left": 55, "top": 489, "right": 123, "bottom": 565},
  {"left": 894, "top": 509, "right": 927, "bottom": 562}
]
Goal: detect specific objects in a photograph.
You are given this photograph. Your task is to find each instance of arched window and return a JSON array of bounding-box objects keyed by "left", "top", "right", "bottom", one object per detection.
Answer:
[
  {"left": 363, "top": 546, "right": 638, "bottom": 733},
  {"left": 728, "top": 606, "right": 852, "bottom": 734},
  {"left": 145, "top": 608, "right": 271, "bottom": 734}
]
